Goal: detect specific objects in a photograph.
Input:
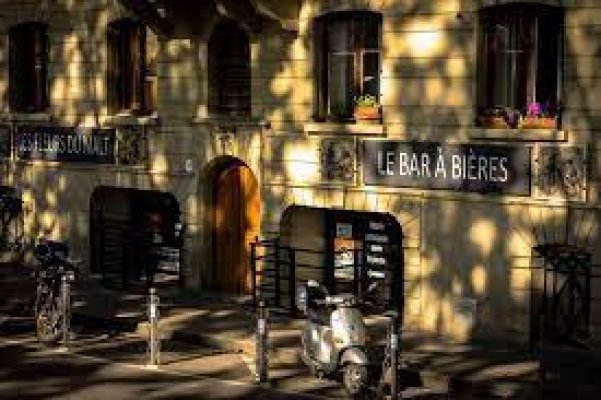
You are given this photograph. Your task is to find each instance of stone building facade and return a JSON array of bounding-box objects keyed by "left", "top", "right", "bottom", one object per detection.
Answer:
[{"left": 0, "top": 0, "right": 600, "bottom": 345}]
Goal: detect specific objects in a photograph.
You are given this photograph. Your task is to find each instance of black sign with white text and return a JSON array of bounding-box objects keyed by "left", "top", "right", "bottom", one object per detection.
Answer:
[
  {"left": 363, "top": 141, "right": 531, "bottom": 195},
  {"left": 15, "top": 126, "right": 116, "bottom": 164}
]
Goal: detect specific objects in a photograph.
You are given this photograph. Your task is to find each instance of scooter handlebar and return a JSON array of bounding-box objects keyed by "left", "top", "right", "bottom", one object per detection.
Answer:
[{"left": 324, "top": 294, "right": 356, "bottom": 307}]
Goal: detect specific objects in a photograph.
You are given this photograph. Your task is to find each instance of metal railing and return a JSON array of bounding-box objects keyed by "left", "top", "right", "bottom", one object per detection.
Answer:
[
  {"left": 250, "top": 237, "right": 402, "bottom": 316},
  {"left": 531, "top": 244, "right": 601, "bottom": 344}
]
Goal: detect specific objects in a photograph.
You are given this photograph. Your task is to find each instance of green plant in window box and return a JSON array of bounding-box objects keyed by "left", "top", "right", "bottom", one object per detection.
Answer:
[{"left": 353, "top": 95, "right": 381, "bottom": 124}]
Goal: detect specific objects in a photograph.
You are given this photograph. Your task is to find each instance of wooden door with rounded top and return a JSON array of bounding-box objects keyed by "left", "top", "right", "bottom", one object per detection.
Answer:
[{"left": 214, "top": 163, "right": 260, "bottom": 293}]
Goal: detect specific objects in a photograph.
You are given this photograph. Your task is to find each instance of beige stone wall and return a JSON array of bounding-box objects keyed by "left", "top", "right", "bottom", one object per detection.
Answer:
[
  {"left": 0, "top": 0, "right": 599, "bottom": 344},
  {"left": 258, "top": 0, "right": 601, "bottom": 343},
  {"left": 0, "top": 1, "right": 210, "bottom": 286}
]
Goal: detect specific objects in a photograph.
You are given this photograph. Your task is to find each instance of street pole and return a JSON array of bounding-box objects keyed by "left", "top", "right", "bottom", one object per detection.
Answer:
[
  {"left": 147, "top": 287, "right": 160, "bottom": 369},
  {"left": 388, "top": 310, "right": 400, "bottom": 400},
  {"left": 256, "top": 299, "right": 269, "bottom": 385},
  {"left": 59, "top": 273, "right": 71, "bottom": 351}
]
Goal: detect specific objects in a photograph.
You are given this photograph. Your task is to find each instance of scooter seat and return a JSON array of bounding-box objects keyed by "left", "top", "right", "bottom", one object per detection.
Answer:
[{"left": 308, "top": 308, "right": 330, "bottom": 326}]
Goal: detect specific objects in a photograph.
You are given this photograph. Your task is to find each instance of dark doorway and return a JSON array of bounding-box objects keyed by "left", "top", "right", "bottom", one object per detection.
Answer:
[
  {"left": 213, "top": 162, "right": 260, "bottom": 294},
  {"left": 90, "top": 187, "right": 182, "bottom": 289}
]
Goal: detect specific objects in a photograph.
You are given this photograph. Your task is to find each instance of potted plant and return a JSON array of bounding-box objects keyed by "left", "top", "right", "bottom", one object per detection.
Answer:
[
  {"left": 353, "top": 95, "right": 381, "bottom": 124},
  {"left": 478, "top": 106, "right": 510, "bottom": 129},
  {"left": 520, "top": 102, "right": 558, "bottom": 129}
]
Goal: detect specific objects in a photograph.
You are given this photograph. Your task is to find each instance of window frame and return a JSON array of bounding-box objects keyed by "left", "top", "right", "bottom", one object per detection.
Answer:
[
  {"left": 8, "top": 21, "right": 49, "bottom": 114},
  {"left": 107, "top": 18, "right": 153, "bottom": 116},
  {"left": 208, "top": 20, "right": 251, "bottom": 117},
  {"left": 476, "top": 4, "right": 564, "bottom": 129},
  {"left": 313, "top": 11, "right": 383, "bottom": 122}
]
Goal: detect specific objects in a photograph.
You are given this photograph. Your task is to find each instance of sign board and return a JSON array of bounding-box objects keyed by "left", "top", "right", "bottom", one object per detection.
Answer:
[
  {"left": 363, "top": 141, "right": 531, "bottom": 196},
  {"left": 364, "top": 220, "right": 390, "bottom": 281},
  {"left": 14, "top": 126, "right": 116, "bottom": 164}
]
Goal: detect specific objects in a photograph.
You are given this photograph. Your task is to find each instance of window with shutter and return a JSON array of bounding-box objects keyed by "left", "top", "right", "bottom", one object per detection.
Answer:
[
  {"left": 9, "top": 22, "right": 48, "bottom": 113},
  {"left": 477, "top": 4, "right": 563, "bottom": 129},
  {"left": 208, "top": 21, "right": 251, "bottom": 117},
  {"left": 107, "top": 19, "right": 151, "bottom": 115},
  {"left": 313, "top": 12, "right": 382, "bottom": 122}
]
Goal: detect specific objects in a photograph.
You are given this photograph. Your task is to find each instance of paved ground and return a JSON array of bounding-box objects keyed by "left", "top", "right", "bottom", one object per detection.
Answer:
[
  {"left": 3, "top": 262, "right": 601, "bottom": 399},
  {"left": 0, "top": 317, "right": 328, "bottom": 400}
]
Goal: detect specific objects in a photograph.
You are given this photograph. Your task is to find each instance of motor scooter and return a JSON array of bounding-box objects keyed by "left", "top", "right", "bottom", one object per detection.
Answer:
[{"left": 297, "top": 280, "right": 375, "bottom": 397}]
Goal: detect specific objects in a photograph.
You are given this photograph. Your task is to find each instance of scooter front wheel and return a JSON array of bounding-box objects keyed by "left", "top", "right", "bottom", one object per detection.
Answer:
[{"left": 343, "top": 363, "right": 368, "bottom": 398}]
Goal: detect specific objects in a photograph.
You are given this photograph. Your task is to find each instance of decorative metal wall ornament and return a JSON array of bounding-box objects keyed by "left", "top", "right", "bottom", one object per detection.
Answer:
[
  {"left": 213, "top": 125, "right": 236, "bottom": 156},
  {"left": 536, "top": 146, "right": 588, "bottom": 200},
  {"left": 116, "top": 125, "right": 148, "bottom": 165},
  {"left": 320, "top": 138, "right": 356, "bottom": 183}
]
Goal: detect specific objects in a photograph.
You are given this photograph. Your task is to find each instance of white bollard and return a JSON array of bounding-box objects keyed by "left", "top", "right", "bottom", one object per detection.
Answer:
[{"left": 146, "top": 287, "right": 160, "bottom": 369}]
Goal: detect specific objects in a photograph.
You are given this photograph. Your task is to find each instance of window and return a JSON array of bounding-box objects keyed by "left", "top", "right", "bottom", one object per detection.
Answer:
[
  {"left": 314, "top": 11, "right": 382, "bottom": 121},
  {"left": 208, "top": 21, "right": 251, "bottom": 116},
  {"left": 9, "top": 22, "right": 48, "bottom": 113},
  {"left": 477, "top": 4, "right": 563, "bottom": 128},
  {"left": 107, "top": 19, "right": 155, "bottom": 115}
]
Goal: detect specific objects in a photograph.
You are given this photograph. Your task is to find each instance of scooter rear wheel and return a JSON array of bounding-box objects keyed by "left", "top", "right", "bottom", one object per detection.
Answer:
[
  {"left": 36, "top": 309, "right": 60, "bottom": 345},
  {"left": 343, "top": 363, "right": 368, "bottom": 398}
]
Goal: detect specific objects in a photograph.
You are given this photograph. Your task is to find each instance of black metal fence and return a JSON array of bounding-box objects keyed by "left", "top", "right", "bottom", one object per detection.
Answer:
[
  {"left": 531, "top": 244, "right": 601, "bottom": 345},
  {"left": 250, "top": 237, "right": 403, "bottom": 316}
]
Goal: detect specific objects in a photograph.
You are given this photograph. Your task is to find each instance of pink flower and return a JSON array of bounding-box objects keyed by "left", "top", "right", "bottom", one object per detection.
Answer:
[{"left": 528, "top": 102, "right": 542, "bottom": 117}]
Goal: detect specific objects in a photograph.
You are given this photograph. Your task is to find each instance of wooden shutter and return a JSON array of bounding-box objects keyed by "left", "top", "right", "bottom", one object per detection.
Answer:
[
  {"left": 107, "top": 19, "right": 147, "bottom": 114},
  {"left": 32, "top": 23, "right": 48, "bottom": 111},
  {"left": 107, "top": 22, "right": 119, "bottom": 113},
  {"left": 8, "top": 26, "right": 23, "bottom": 112},
  {"left": 312, "top": 17, "right": 326, "bottom": 119},
  {"left": 208, "top": 22, "right": 250, "bottom": 116},
  {"left": 130, "top": 22, "right": 145, "bottom": 112},
  {"left": 8, "top": 22, "right": 47, "bottom": 113},
  {"left": 536, "top": 10, "right": 562, "bottom": 110}
]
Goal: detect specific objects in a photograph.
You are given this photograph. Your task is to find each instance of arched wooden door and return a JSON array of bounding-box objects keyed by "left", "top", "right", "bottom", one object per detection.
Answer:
[{"left": 214, "top": 163, "right": 260, "bottom": 293}]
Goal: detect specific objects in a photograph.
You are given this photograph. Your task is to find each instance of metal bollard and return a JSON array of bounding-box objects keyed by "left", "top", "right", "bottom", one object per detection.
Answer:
[
  {"left": 147, "top": 287, "right": 161, "bottom": 368},
  {"left": 256, "top": 300, "right": 269, "bottom": 384},
  {"left": 60, "top": 273, "right": 72, "bottom": 350},
  {"left": 388, "top": 311, "right": 400, "bottom": 400}
]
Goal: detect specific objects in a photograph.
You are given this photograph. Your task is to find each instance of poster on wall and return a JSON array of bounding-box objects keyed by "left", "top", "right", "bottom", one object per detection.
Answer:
[
  {"left": 14, "top": 126, "right": 116, "bottom": 164},
  {"left": 363, "top": 140, "right": 531, "bottom": 196},
  {"left": 333, "top": 222, "right": 357, "bottom": 280}
]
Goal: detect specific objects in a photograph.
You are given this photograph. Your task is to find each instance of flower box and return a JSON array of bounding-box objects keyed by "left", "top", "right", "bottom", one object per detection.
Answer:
[
  {"left": 478, "top": 116, "right": 509, "bottom": 129},
  {"left": 520, "top": 116, "right": 557, "bottom": 129},
  {"left": 353, "top": 105, "right": 381, "bottom": 124}
]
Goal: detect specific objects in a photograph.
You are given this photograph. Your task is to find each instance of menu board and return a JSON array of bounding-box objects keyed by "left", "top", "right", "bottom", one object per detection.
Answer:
[
  {"left": 364, "top": 221, "right": 389, "bottom": 280},
  {"left": 326, "top": 208, "right": 403, "bottom": 313}
]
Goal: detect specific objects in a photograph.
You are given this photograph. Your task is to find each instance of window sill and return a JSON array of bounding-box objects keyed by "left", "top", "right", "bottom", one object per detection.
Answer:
[
  {"left": 304, "top": 121, "right": 385, "bottom": 136},
  {"left": 0, "top": 113, "right": 53, "bottom": 123},
  {"left": 191, "top": 115, "right": 269, "bottom": 128},
  {"left": 104, "top": 112, "right": 159, "bottom": 127},
  {"left": 469, "top": 127, "right": 567, "bottom": 142}
]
